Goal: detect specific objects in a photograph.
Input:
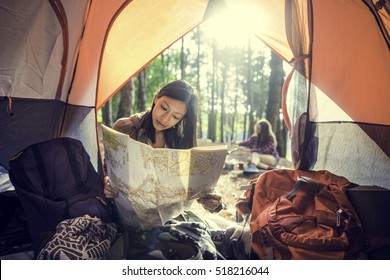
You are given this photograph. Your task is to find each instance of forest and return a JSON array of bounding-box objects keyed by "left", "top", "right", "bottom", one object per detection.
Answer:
[{"left": 100, "top": 14, "right": 290, "bottom": 158}]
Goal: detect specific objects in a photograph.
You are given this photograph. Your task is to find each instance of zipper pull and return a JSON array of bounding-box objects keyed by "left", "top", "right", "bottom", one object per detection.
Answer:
[
  {"left": 337, "top": 209, "right": 350, "bottom": 227},
  {"left": 337, "top": 209, "right": 342, "bottom": 227},
  {"left": 96, "top": 196, "right": 108, "bottom": 206}
]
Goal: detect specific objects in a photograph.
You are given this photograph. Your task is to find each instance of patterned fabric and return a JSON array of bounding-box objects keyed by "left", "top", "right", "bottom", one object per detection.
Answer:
[
  {"left": 239, "top": 135, "right": 279, "bottom": 160},
  {"left": 37, "top": 215, "right": 117, "bottom": 260}
]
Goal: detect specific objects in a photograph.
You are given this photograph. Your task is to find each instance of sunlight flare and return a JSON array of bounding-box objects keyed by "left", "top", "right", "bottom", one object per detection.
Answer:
[{"left": 202, "top": 1, "right": 270, "bottom": 48}]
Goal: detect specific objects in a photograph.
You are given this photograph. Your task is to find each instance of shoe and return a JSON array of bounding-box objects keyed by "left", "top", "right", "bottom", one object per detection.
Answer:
[{"left": 243, "top": 163, "right": 261, "bottom": 174}]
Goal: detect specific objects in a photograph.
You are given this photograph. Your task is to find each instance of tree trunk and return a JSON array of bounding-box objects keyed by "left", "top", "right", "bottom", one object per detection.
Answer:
[
  {"left": 276, "top": 117, "right": 287, "bottom": 158},
  {"left": 180, "top": 37, "right": 186, "bottom": 80},
  {"left": 220, "top": 59, "right": 227, "bottom": 143},
  {"left": 102, "top": 100, "right": 112, "bottom": 127},
  {"left": 161, "top": 53, "right": 166, "bottom": 83},
  {"left": 195, "top": 27, "right": 202, "bottom": 139},
  {"left": 137, "top": 69, "right": 147, "bottom": 112},
  {"left": 246, "top": 38, "right": 254, "bottom": 137},
  {"left": 117, "top": 78, "right": 134, "bottom": 119},
  {"left": 267, "top": 51, "right": 285, "bottom": 156},
  {"left": 208, "top": 34, "right": 217, "bottom": 142},
  {"left": 266, "top": 52, "right": 283, "bottom": 130},
  {"left": 231, "top": 67, "right": 239, "bottom": 141}
]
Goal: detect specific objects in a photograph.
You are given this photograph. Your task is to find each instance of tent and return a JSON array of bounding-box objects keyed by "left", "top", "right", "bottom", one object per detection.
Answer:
[{"left": 0, "top": 0, "right": 389, "bottom": 190}]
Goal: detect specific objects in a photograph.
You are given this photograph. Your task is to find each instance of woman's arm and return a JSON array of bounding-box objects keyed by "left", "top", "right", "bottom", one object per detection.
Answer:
[{"left": 238, "top": 135, "right": 255, "bottom": 148}]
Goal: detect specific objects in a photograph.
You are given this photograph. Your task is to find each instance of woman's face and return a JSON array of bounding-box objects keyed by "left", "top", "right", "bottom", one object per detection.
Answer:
[
  {"left": 152, "top": 96, "right": 187, "bottom": 131},
  {"left": 256, "top": 124, "right": 262, "bottom": 134}
]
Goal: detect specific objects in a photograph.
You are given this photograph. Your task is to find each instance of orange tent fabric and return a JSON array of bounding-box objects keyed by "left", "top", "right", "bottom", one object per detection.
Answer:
[{"left": 1, "top": 0, "right": 389, "bottom": 187}]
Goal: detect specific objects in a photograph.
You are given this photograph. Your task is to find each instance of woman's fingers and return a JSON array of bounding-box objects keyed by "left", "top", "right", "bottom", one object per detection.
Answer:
[{"left": 104, "top": 176, "right": 118, "bottom": 198}]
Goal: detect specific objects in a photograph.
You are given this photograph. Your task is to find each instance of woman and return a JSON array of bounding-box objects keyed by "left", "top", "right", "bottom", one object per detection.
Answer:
[
  {"left": 238, "top": 118, "right": 279, "bottom": 170},
  {"left": 104, "top": 80, "right": 224, "bottom": 221}
]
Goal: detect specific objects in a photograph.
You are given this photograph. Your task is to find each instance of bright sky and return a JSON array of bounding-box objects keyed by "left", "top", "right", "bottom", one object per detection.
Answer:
[{"left": 202, "top": 12, "right": 251, "bottom": 48}]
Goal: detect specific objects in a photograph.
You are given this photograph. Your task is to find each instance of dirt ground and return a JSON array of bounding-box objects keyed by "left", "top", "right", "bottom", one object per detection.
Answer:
[
  {"left": 195, "top": 168, "right": 260, "bottom": 222},
  {"left": 193, "top": 163, "right": 292, "bottom": 225},
  {"left": 191, "top": 139, "right": 293, "bottom": 227}
]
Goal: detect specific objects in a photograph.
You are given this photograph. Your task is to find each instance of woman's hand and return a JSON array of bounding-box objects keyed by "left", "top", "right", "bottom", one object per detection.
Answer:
[
  {"left": 197, "top": 193, "right": 226, "bottom": 212},
  {"left": 104, "top": 176, "right": 118, "bottom": 199}
]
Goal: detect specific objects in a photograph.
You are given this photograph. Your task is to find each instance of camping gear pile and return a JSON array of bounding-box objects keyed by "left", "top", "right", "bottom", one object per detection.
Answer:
[
  {"left": 0, "top": 0, "right": 389, "bottom": 259},
  {"left": 236, "top": 169, "right": 390, "bottom": 260},
  {"left": 7, "top": 137, "right": 117, "bottom": 257}
]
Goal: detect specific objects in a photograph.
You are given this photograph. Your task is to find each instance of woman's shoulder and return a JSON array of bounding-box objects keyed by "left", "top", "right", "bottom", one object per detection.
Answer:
[
  {"left": 268, "top": 135, "right": 276, "bottom": 142},
  {"left": 248, "top": 134, "right": 259, "bottom": 141},
  {"left": 113, "top": 112, "right": 147, "bottom": 133}
]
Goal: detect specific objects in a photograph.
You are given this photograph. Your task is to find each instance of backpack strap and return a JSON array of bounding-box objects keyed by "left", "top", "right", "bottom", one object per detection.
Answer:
[
  {"left": 247, "top": 181, "right": 256, "bottom": 211},
  {"left": 62, "top": 138, "right": 88, "bottom": 193},
  {"left": 285, "top": 176, "right": 324, "bottom": 201},
  {"left": 31, "top": 145, "right": 50, "bottom": 198}
]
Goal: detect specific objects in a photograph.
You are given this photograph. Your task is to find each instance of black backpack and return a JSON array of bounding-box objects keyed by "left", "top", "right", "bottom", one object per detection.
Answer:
[
  {"left": 8, "top": 137, "right": 116, "bottom": 256},
  {"left": 0, "top": 191, "right": 33, "bottom": 257}
]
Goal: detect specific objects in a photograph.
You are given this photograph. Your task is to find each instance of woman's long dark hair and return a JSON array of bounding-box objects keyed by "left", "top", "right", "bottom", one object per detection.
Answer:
[
  {"left": 255, "top": 119, "right": 277, "bottom": 147},
  {"left": 141, "top": 80, "right": 198, "bottom": 149}
]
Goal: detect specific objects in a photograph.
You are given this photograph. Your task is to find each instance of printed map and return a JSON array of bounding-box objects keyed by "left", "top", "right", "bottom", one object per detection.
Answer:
[{"left": 101, "top": 124, "right": 227, "bottom": 229}]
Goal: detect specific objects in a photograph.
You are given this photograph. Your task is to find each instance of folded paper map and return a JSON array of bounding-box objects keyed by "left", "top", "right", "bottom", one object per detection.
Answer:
[{"left": 101, "top": 124, "right": 228, "bottom": 229}]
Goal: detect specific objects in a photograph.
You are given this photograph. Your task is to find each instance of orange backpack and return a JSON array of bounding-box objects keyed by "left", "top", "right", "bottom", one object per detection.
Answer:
[{"left": 236, "top": 169, "right": 365, "bottom": 260}]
